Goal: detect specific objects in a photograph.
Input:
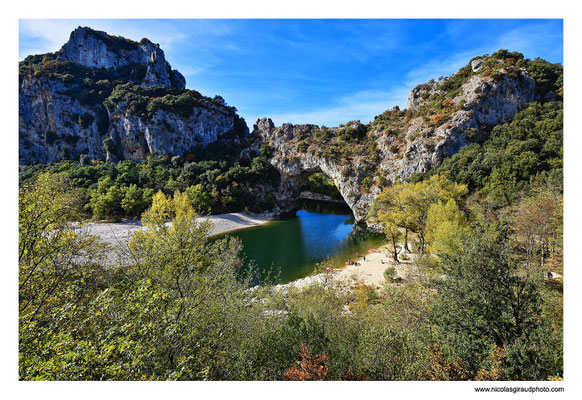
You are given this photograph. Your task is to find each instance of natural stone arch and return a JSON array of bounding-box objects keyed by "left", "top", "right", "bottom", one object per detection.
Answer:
[
  {"left": 253, "top": 118, "right": 380, "bottom": 223},
  {"left": 268, "top": 150, "right": 377, "bottom": 223}
]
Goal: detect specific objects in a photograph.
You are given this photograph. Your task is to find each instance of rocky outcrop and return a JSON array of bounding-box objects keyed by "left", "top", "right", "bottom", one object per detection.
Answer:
[
  {"left": 254, "top": 60, "right": 536, "bottom": 222},
  {"left": 19, "top": 28, "right": 247, "bottom": 164},
  {"left": 378, "top": 66, "right": 535, "bottom": 181},
  {"left": 254, "top": 119, "right": 380, "bottom": 221},
  {"left": 107, "top": 102, "right": 246, "bottom": 161},
  {"left": 59, "top": 27, "right": 185, "bottom": 88}
]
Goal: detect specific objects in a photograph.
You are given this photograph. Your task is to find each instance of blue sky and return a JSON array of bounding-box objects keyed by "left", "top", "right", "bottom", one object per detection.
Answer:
[{"left": 19, "top": 19, "right": 563, "bottom": 127}]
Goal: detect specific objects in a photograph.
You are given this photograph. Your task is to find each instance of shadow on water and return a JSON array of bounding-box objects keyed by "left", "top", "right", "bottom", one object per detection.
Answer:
[{"left": 213, "top": 199, "right": 385, "bottom": 285}]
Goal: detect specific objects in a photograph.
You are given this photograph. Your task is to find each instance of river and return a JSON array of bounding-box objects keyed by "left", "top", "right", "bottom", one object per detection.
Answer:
[{"left": 212, "top": 199, "right": 385, "bottom": 284}]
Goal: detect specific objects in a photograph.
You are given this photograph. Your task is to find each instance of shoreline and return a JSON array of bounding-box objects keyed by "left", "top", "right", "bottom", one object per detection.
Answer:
[
  {"left": 273, "top": 243, "right": 418, "bottom": 292},
  {"left": 80, "top": 212, "right": 403, "bottom": 290},
  {"left": 78, "top": 212, "right": 274, "bottom": 248},
  {"left": 198, "top": 212, "right": 275, "bottom": 237}
]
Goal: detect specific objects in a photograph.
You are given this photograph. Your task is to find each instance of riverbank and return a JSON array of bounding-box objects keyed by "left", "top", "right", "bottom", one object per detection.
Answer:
[
  {"left": 198, "top": 212, "right": 275, "bottom": 236},
  {"left": 272, "top": 244, "right": 418, "bottom": 293},
  {"left": 334, "top": 244, "right": 418, "bottom": 287},
  {"left": 77, "top": 212, "right": 274, "bottom": 249}
]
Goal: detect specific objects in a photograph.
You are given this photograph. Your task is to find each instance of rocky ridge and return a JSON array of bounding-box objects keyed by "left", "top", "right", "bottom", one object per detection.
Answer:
[
  {"left": 58, "top": 27, "right": 185, "bottom": 88},
  {"left": 19, "top": 27, "right": 247, "bottom": 164},
  {"left": 253, "top": 56, "right": 538, "bottom": 222}
]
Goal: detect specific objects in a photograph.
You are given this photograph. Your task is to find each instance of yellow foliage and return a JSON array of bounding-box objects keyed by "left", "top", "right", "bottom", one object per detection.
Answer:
[
  {"left": 369, "top": 175, "right": 468, "bottom": 253},
  {"left": 425, "top": 199, "right": 469, "bottom": 255}
]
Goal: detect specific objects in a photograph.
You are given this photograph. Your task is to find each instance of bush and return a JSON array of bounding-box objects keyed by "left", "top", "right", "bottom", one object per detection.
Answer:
[
  {"left": 102, "top": 137, "right": 118, "bottom": 156},
  {"left": 297, "top": 141, "right": 309, "bottom": 153},
  {"left": 383, "top": 266, "right": 396, "bottom": 282}
]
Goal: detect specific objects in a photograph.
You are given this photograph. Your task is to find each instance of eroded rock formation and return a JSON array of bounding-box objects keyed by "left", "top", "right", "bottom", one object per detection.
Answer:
[
  {"left": 19, "top": 27, "right": 247, "bottom": 164},
  {"left": 253, "top": 60, "right": 536, "bottom": 221}
]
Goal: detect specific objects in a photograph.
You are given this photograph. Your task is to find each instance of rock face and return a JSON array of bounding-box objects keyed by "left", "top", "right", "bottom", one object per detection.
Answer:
[
  {"left": 59, "top": 27, "right": 185, "bottom": 88},
  {"left": 19, "top": 76, "right": 106, "bottom": 163},
  {"left": 384, "top": 70, "right": 535, "bottom": 181},
  {"left": 254, "top": 60, "right": 536, "bottom": 222},
  {"left": 254, "top": 119, "right": 379, "bottom": 221},
  {"left": 19, "top": 27, "right": 246, "bottom": 164}
]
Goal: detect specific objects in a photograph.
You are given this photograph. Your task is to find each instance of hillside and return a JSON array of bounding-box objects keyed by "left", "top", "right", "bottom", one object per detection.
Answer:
[
  {"left": 19, "top": 26, "right": 248, "bottom": 164},
  {"left": 19, "top": 29, "right": 562, "bottom": 223},
  {"left": 255, "top": 50, "right": 562, "bottom": 220}
]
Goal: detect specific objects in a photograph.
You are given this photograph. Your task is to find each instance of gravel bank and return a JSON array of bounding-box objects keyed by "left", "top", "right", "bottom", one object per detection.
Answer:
[
  {"left": 198, "top": 212, "right": 274, "bottom": 236},
  {"left": 75, "top": 212, "right": 274, "bottom": 264}
]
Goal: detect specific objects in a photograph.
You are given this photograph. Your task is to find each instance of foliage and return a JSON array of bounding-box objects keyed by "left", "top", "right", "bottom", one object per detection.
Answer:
[
  {"left": 421, "top": 343, "right": 471, "bottom": 381},
  {"left": 20, "top": 143, "right": 280, "bottom": 219},
  {"left": 425, "top": 199, "right": 469, "bottom": 255},
  {"left": 103, "top": 83, "right": 238, "bottom": 121},
  {"left": 428, "top": 223, "right": 561, "bottom": 378},
  {"left": 19, "top": 173, "right": 102, "bottom": 320},
  {"left": 369, "top": 175, "right": 468, "bottom": 253},
  {"left": 284, "top": 344, "right": 329, "bottom": 380},
  {"left": 383, "top": 266, "right": 396, "bottom": 282},
  {"left": 511, "top": 190, "right": 562, "bottom": 268},
  {"left": 304, "top": 172, "right": 342, "bottom": 199},
  {"left": 381, "top": 221, "right": 403, "bottom": 263},
  {"left": 19, "top": 173, "right": 108, "bottom": 379},
  {"left": 434, "top": 101, "right": 562, "bottom": 208}
]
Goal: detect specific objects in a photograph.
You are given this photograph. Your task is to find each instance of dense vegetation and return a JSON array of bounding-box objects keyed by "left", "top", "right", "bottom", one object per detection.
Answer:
[
  {"left": 19, "top": 143, "right": 280, "bottom": 219},
  {"left": 426, "top": 101, "right": 563, "bottom": 208},
  {"left": 366, "top": 174, "right": 562, "bottom": 380}
]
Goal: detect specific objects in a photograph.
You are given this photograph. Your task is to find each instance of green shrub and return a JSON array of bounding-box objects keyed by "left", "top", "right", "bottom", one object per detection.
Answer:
[{"left": 383, "top": 267, "right": 396, "bottom": 282}]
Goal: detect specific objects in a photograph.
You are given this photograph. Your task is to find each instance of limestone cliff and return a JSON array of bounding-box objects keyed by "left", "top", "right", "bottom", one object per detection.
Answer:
[
  {"left": 253, "top": 54, "right": 542, "bottom": 222},
  {"left": 19, "top": 27, "right": 247, "bottom": 164},
  {"left": 58, "top": 27, "right": 185, "bottom": 88}
]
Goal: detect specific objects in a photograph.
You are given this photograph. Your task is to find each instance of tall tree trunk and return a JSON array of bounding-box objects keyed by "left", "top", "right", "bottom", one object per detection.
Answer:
[
  {"left": 404, "top": 228, "right": 410, "bottom": 253},
  {"left": 391, "top": 234, "right": 400, "bottom": 263}
]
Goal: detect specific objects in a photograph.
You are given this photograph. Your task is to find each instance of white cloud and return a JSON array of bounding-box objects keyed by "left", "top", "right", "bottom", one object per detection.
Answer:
[
  {"left": 493, "top": 22, "right": 563, "bottom": 61},
  {"left": 404, "top": 48, "right": 486, "bottom": 87},
  {"left": 254, "top": 86, "right": 411, "bottom": 127}
]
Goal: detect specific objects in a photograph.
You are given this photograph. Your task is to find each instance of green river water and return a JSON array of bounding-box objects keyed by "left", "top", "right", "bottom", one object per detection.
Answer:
[{"left": 213, "top": 199, "right": 386, "bottom": 285}]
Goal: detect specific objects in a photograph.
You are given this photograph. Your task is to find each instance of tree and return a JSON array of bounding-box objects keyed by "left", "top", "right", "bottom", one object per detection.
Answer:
[
  {"left": 185, "top": 184, "right": 215, "bottom": 215},
  {"left": 512, "top": 190, "right": 562, "bottom": 269},
  {"left": 19, "top": 173, "right": 104, "bottom": 320},
  {"left": 425, "top": 199, "right": 469, "bottom": 255},
  {"left": 121, "top": 184, "right": 150, "bottom": 216},
  {"left": 429, "top": 223, "right": 560, "bottom": 378},
  {"left": 377, "top": 213, "right": 403, "bottom": 263},
  {"left": 369, "top": 175, "right": 468, "bottom": 253},
  {"left": 89, "top": 177, "right": 124, "bottom": 219},
  {"left": 19, "top": 173, "right": 107, "bottom": 379},
  {"left": 102, "top": 137, "right": 118, "bottom": 160}
]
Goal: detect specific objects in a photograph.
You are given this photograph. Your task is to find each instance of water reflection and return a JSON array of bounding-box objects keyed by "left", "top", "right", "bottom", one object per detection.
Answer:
[{"left": 215, "top": 200, "right": 385, "bottom": 284}]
